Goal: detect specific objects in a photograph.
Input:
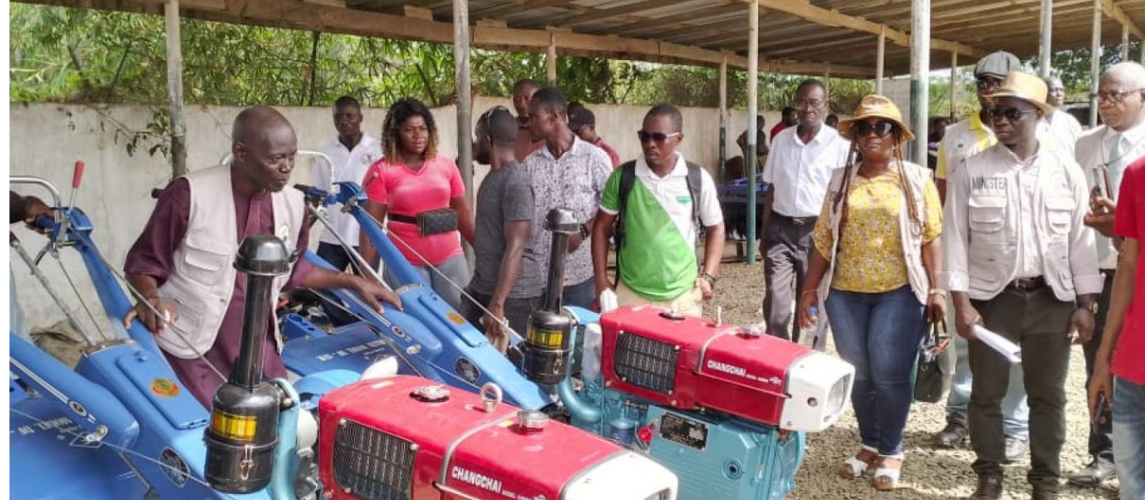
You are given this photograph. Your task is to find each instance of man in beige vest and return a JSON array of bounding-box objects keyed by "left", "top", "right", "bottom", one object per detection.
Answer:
[{"left": 124, "top": 106, "right": 401, "bottom": 406}]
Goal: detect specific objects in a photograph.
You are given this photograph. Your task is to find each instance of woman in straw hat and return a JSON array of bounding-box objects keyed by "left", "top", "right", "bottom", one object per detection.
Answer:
[{"left": 797, "top": 95, "right": 945, "bottom": 490}]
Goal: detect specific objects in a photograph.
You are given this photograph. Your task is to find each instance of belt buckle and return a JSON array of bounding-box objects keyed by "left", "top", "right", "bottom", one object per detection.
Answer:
[{"left": 791, "top": 217, "right": 808, "bottom": 225}]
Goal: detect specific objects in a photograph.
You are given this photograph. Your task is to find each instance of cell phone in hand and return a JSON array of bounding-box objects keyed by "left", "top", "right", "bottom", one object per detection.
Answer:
[
  {"left": 1091, "top": 393, "right": 1110, "bottom": 431},
  {"left": 1090, "top": 165, "right": 1113, "bottom": 202}
]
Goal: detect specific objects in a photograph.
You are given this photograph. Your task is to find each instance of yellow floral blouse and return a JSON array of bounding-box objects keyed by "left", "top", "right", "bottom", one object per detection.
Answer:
[{"left": 811, "top": 164, "right": 942, "bottom": 293}]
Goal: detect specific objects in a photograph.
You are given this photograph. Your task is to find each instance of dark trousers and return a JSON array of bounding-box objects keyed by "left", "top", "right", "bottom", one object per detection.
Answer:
[
  {"left": 1084, "top": 271, "right": 1116, "bottom": 461},
  {"left": 459, "top": 287, "right": 539, "bottom": 340},
  {"left": 316, "top": 242, "right": 357, "bottom": 273},
  {"left": 763, "top": 214, "right": 816, "bottom": 340},
  {"left": 969, "top": 287, "right": 1073, "bottom": 491}
]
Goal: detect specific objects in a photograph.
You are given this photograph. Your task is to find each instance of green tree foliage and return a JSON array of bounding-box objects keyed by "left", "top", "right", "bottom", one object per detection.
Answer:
[{"left": 12, "top": 3, "right": 881, "bottom": 113}]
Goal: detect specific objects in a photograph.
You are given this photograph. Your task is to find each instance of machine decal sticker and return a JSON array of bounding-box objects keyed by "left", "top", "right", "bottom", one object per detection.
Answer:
[
  {"left": 446, "top": 311, "right": 466, "bottom": 326},
  {"left": 455, "top": 358, "right": 481, "bottom": 384},
  {"left": 150, "top": 378, "right": 180, "bottom": 398},
  {"left": 159, "top": 447, "right": 190, "bottom": 487},
  {"left": 450, "top": 466, "right": 502, "bottom": 494},
  {"left": 659, "top": 412, "right": 708, "bottom": 451}
]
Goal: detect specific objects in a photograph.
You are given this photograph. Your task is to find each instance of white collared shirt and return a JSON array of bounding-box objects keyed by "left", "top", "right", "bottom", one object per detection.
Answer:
[
  {"left": 313, "top": 134, "right": 383, "bottom": 246},
  {"left": 1045, "top": 108, "right": 1083, "bottom": 158},
  {"left": 761, "top": 125, "right": 851, "bottom": 217},
  {"left": 1075, "top": 121, "right": 1145, "bottom": 268}
]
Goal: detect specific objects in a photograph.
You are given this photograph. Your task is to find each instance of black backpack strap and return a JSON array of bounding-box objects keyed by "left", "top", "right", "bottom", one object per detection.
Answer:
[
  {"left": 614, "top": 161, "right": 638, "bottom": 288},
  {"left": 684, "top": 161, "right": 705, "bottom": 234}
]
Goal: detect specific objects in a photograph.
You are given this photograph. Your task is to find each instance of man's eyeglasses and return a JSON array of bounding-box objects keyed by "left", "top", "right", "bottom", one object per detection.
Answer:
[
  {"left": 1095, "top": 88, "right": 1144, "bottom": 104},
  {"left": 986, "top": 107, "right": 1033, "bottom": 121},
  {"left": 793, "top": 99, "right": 826, "bottom": 110},
  {"left": 637, "top": 131, "right": 681, "bottom": 144},
  {"left": 975, "top": 77, "right": 1003, "bottom": 90},
  {"left": 851, "top": 120, "right": 896, "bottom": 138}
]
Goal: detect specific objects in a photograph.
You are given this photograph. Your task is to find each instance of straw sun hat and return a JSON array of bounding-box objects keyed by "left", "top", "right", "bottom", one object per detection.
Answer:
[
  {"left": 985, "top": 71, "right": 1053, "bottom": 115},
  {"left": 837, "top": 95, "right": 915, "bottom": 142}
]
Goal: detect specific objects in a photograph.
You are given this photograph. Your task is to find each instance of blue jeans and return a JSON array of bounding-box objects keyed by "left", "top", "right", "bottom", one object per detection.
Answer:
[
  {"left": 1114, "top": 376, "right": 1145, "bottom": 500},
  {"left": 826, "top": 286, "right": 927, "bottom": 456},
  {"left": 384, "top": 254, "right": 471, "bottom": 311},
  {"left": 946, "top": 333, "right": 1030, "bottom": 440}
]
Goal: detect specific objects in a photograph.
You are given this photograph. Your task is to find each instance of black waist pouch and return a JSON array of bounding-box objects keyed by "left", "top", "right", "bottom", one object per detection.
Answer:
[{"left": 389, "top": 208, "right": 457, "bottom": 237}]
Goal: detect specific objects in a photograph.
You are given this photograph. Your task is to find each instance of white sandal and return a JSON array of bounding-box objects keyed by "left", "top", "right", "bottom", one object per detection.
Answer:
[
  {"left": 872, "top": 453, "right": 904, "bottom": 491},
  {"left": 840, "top": 445, "right": 878, "bottom": 479}
]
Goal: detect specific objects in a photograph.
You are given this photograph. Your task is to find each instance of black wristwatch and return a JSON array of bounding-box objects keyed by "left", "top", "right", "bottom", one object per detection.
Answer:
[
  {"left": 700, "top": 272, "right": 718, "bottom": 287},
  {"left": 579, "top": 223, "right": 590, "bottom": 239}
]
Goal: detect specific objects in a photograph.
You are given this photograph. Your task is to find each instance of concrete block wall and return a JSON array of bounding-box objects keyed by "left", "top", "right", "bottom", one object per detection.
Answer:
[{"left": 8, "top": 100, "right": 777, "bottom": 331}]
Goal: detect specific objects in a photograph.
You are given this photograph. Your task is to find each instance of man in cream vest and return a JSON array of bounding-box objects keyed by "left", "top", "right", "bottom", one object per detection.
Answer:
[
  {"left": 125, "top": 106, "right": 401, "bottom": 406},
  {"left": 945, "top": 72, "right": 1100, "bottom": 500}
]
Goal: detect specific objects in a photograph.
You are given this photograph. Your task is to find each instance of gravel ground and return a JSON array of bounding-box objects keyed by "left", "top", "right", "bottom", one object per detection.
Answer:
[{"left": 710, "top": 262, "right": 1121, "bottom": 500}]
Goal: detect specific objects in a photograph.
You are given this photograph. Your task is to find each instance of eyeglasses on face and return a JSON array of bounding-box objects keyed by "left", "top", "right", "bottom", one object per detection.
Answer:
[
  {"left": 1095, "top": 88, "right": 1144, "bottom": 104},
  {"left": 793, "top": 99, "right": 826, "bottom": 110},
  {"left": 637, "top": 130, "right": 681, "bottom": 144},
  {"left": 852, "top": 120, "right": 896, "bottom": 137},
  {"left": 986, "top": 106, "right": 1033, "bottom": 121}
]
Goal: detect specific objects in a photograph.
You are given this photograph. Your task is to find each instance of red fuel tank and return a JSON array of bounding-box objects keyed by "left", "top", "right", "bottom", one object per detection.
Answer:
[
  {"left": 599, "top": 306, "right": 854, "bottom": 432},
  {"left": 318, "top": 374, "right": 677, "bottom": 500}
]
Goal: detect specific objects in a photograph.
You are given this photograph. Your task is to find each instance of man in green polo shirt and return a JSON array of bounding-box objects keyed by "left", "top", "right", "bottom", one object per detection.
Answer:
[{"left": 591, "top": 103, "right": 725, "bottom": 316}]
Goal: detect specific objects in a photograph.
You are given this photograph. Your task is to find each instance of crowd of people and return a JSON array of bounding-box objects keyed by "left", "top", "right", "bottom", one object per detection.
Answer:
[{"left": 9, "top": 51, "right": 1137, "bottom": 500}]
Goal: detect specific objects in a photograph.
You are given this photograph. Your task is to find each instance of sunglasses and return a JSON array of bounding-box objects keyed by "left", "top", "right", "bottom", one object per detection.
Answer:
[
  {"left": 986, "top": 106, "right": 1033, "bottom": 121},
  {"left": 975, "top": 77, "right": 1003, "bottom": 90},
  {"left": 851, "top": 120, "right": 896, "bottom": 137},
  {"left": 637, "top": 130, "right": 681, "bottom": 144}
]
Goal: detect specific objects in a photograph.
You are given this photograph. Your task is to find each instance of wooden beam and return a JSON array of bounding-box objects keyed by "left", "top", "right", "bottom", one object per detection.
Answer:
[
  {"left": 1105, "top": 0, "right": 1145, "bottom": 40},
  {"left": 403, "top": 5, "right": 432, "bottom": 20},
  {"left": 743, "top": 0, "right": 985, "bottom": 57}
]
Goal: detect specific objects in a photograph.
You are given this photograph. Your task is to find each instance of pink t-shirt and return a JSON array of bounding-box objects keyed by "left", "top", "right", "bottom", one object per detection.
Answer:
[
  {"left": 363, "top": 153, "right": 465, "bottom": 266},
  {"left": 1113, "top": 157, "right": 1145, "bottom": 386}
]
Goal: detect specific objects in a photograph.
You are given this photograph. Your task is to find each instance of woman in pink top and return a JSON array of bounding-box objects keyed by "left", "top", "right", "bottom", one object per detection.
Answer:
[{"left": 360, "top": 98, "right": 475, "bottom": 308}]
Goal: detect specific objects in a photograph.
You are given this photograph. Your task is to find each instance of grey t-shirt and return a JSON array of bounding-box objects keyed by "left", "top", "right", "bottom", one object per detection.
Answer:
[{"left": 470, "top": 162, "right": 541, "bottom": 298}]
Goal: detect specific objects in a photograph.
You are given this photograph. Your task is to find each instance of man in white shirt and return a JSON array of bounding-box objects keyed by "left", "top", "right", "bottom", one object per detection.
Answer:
[
  {"left": 760, "top": 79, "right": 851, "bottom": 342},
  {"left": 313, "top": 96, "right": 382, "bottom": 272},
  {"left": 1043, "top": 76, "right": 1083, "bottom": 158},
  {"left": 1068, "top": 61, "right": 1145, "bottom": 488},
  {"left": 945, "top": 71, "right": 1101, "bottom": 500}
]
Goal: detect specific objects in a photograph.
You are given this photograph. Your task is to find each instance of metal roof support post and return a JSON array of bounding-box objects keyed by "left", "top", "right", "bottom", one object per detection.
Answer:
[
  {"left": 746, "top": 0, "right": 759, "bottom": 266},
  {"left": 546, "top": 32, "right": 557, "bottom": 85},
  {"left": 1123, "top": 24, "right": 1131, "bottom": 61},
  {"left": 1092, "top": 0, "right": 1102, "bottom": 127},
  {"left": 454, "top": 0, "right": 475, "bottom": 266},
  {"left": 164, "top": 0, "right": 187, "bottom": 178},
  {"left": 951, "top": 51, "right": 959, "bottom": 119},
  {"left": 876, "top": 28, "right": 885, "bottom": 95},
  {"left": 1039, "top": 0, "right": 1052, "bottom": 77},
  {"left": 910, "top": 0, "right": 930, "bottom": 165},
  {"left": 455, "top": 0, "right": 472, "bottom": 203},
  {"left": 719, "top": 53, "right": 728, "bottom": 183}
]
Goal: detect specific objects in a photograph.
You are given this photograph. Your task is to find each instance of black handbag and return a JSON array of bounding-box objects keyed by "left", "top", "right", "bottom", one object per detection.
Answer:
[{"left": 913, "top": 319, "right": 952, "bottom": 404}]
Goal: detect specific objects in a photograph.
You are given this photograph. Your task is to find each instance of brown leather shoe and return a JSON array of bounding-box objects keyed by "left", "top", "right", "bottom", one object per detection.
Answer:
[
  {"left": 1031, "top": 489, "right": 1059, "bottom": 500},
  {"left": 969, "top": 475, "right": 1003, "bottom": 500}
]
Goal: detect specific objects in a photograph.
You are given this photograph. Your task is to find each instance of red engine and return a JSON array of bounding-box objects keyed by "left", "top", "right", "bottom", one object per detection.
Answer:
[
  {"left": 318, "top": 374, "right": 677, "bottom": 500},
  {"left": 600, "top": 306, "right": 854, "bottom": 432}
]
